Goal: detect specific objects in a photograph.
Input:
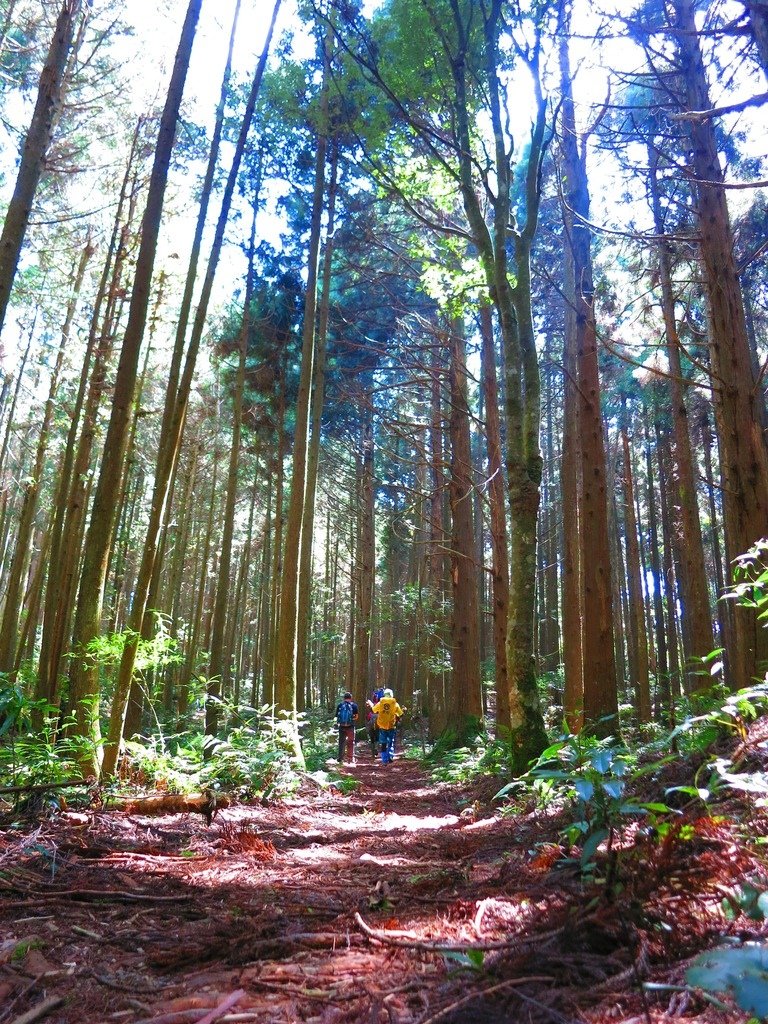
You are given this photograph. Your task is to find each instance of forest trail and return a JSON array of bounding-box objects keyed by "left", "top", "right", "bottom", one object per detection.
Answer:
[{"left": 0, "top": 751, "right": 762, "bottom": 1024}]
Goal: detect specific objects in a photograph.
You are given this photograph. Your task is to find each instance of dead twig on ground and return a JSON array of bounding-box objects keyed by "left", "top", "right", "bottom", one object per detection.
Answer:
[
  {"left": 355, "top": 911, "right": 563, "bottom": 952},
  {"left": 417, "top": 976, "right": 557, "bottom": 1024},
  {"left": 9, "top": 996, "right": 65, "bottom": 1024}
]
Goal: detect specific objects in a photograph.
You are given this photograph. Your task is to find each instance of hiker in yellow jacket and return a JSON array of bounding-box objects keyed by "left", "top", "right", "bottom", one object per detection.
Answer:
[{"left": 367, "top": 689, "right": 405, "bottom": 764}]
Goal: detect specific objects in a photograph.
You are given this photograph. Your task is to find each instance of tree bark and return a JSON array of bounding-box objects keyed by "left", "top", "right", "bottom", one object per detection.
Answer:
[
  {"left": 675, "top": 0, "right": 768, "bottom": 688},
  {"left": 274, "top": 30, "right": 331, "bottom": 760},
  {"left": 648, "top": 150, "right": 714, "bottom": 687},
  {"left": 100, "top": 0, "right": 281, "bottom": 777},
  {"left": 354, "top": 400, "right": 376, "bottom": 704},
  {"left": 0, "top": 234, "right": 91, "bottom": 674},
  {"left": 479, "top": 304, "right": 510, "bottom": 735},
  {"left": 67, "top": 0, "right": 202, "bottom": 772},
  {"left": 446, "top": 321, "right": 483, "bottom": 737},
  {"left": 0, "top": 0, "right": 83, "bottom": 337},
  {"left": 559, "top": 27, "right": 618, "bottom": 735},
  {"left": 621, "top": 428, "right": 651, "bottom": 723}
]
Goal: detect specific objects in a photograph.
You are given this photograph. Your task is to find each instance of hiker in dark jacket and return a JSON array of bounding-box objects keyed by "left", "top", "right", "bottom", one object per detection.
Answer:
[
  {"left": 335, "top": 691, "right": 358, "bottom": 764},
  {"left": 366, "top": 686, "right": 385, "bottom": 757}
]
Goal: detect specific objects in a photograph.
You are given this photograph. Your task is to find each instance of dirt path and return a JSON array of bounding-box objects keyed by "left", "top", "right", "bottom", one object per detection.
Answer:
[{"left": 0, "top": 754, "right": 761, "bottom": 1024}]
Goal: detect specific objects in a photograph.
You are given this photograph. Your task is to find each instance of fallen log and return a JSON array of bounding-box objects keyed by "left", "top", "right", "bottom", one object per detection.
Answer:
[
  {"left": 0, "top": 780, "right": 84, "bottom": 796},
  {"left": 107, "top": 791, "right": 230, "bottom": 823}
]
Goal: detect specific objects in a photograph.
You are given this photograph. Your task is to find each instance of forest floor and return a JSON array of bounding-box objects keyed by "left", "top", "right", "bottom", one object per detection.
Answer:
[{"left": 1, "top": 736, "right": 767, "bottom": 1024}]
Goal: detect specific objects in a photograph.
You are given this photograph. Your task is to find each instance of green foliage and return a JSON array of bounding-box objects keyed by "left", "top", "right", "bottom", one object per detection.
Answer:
[
  {"left": 442, "top": 948, "right": 485, "bottom": 972},
  {"left": 11, "top": 939, "right": 42, "bottom": 962},
  {"left": 201, "top": 714, "right": 304, "bottom": 799},
  {"left": 428, "top": 735, "right": 511, "bottom": 783},
  {"left": 726, "top": 540, "right": 768, "bottom": 625},
  {"left": 665, "top": 682, "right": 768, "bottom": 806},
  {"left": 0, "top": 695, "right": 99, "bottom": 787},
  {"left": 496, "top": 730, "right": 672, "bottom": 872},
  {"left": 0, "top": 678, "right": 25, "bottom": 739},
  {"left": 82, "top": 620, "right": 181, "bottom": 677},
  {"left": 722, "top": 879, "right": 768, "bottom": 922},
  {"left": 686, "top": 944, "right": 768, "bottom": 1018},
  {"left": 121, "top": 737, "right": 200, "bottom": 793}
]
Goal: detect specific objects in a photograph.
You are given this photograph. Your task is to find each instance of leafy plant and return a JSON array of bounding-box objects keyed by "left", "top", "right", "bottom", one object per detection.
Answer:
[
  {"left": 667, "top": 682, "right": 768, "bottom": 807},
  {"left": 496, "top": 730, "right": 672, "bottom": 873},
  {"left": 201, "top": 714, "right": 304, "bottom": 798},
  {"left": 0, "top": 696, "right": 99, "bottom": 788},
  {"left": 686, "top": 943, "right": 768, "bottom": 1018},
  {"left": 727, "top": 539, "right": 768, "bottom": 625}
]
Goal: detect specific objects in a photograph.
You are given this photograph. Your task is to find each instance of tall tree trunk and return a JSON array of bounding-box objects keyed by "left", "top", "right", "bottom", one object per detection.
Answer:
[
  {"left": 648, "top": 150, "right": 714, "bottom": 687},
  {"left": 0, "top": 235, "right": 90, "bottom": 673},
  {"left": 675, "top": 0, "right": 768, "bottom": 688},
  {"left": 621, "top": 429, "right": 651, "bottom": 723},
  {"left": 479, "top": 304, "right": 510, "bottom": 734},
  {"left": 559, "top": 29, "right": 617, "bottom": 735},
  {"left": 0, "top": 0, "right": 83, "bottom": 337},
  {"left": 426, "top": 345, "right": 448, "bottom": 738},
  {"left": 205, "top": 220, "right": 253, "bottom": 743},
  {"left": 644, "top": 404, "right": 670, "bottom": 720},
  {"left": 297, "top": 141, "right": 338, "bottom": 706},
  {"left": 561, "top": 291, "right": 583, "bottom": 730},
  {"left": 446, "top": 321, "right": 483, "bottom": 738},
  {"left": 274, "top": 30, "right": 330, "bottom": 759},
  {"left": 354, "top": 400, "right": 375, "bottom": 703},
  {"left": 100, "top": 2, "right": 280, "bottom": 776},
  {"left": 67, "top": 0, "right": 202, "bottom": 771},
  {"left": 447, "top": 0, "right": 547, "bottom": 766}
]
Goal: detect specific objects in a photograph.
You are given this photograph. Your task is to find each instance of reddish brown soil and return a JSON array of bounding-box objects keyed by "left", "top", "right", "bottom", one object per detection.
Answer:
[{"left": 1, "top": 750, "right": 766, "bottom": 1024}]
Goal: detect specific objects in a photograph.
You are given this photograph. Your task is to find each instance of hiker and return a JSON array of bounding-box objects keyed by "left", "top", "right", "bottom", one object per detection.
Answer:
[
  {"left": 366, "top": 686, "right": 385, "bottom": 757},
  {"left": 367, "top": 688, "right": 405, "bottom": 765},
  {"left": 335, "top": 691, "right": 358, "bottom": 765}
]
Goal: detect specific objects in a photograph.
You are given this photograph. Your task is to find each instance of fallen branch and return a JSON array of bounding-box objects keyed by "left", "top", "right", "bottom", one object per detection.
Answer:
[
  {"left": 9, "top": 996, "right": 65, "bottom": 1024},
  {"left": 5, "top": 887, "right": 191, "bottom": 904},
  {"left": 196, "top": 990, "right": 245, "bottom": 1024},
  {"left": 355, "top": 911, "right": 562, "bottom": 953},
  {"left": 0, "top": 781, "right": 83, "bottom": 796},
  {"left": 417, "top": 976, "right": 556, "bottom": 1024}
]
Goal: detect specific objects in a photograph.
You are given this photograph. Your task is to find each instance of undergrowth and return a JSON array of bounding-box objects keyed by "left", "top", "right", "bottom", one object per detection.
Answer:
[{"left": 0, "top": 696, "right": 359, "bottom": 802}]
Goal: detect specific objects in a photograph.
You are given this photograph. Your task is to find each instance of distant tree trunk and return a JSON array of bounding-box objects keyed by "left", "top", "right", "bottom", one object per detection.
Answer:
[
  {"left": 621, "top": 429, "right": 651, "bottom": 723},
  {"left": 274, "top": 31, "right": 330, "bottom": 759},
  {"left": 559, "top": 28, "right": 617, "bottom": 735},
  {"left": 643, "top": 405, "right": 670, "bottom": 720},
  {"left": 100, "top": 1, "right": 280, "bottom": 777},
  {"left": 648, "top": 151, "right": 714, "bottom": 687},
  {"left": 297, "top": 141, "right": 338, "bottom": 706},
  {"left": 68, "top": 0, "right": 202, "bottom": 771},
  {"left": 446, "top": 321, "right": 483, "bottom": 738},
  {"left": 178, "top": 444, "right": 220, "bottom": 725},
  {"left": 163, "top": 442, "right": 199, "bottom": 716},
  {"left": 263, "top": 378, "right": 286, "bottom": 709},
  {"left": 539, "top": 351, "right": 561, "bottom": 675},
  {"left": 0, "top": 235, "right": 91, "bottom": 674},
  {"left": 354, "top": 400, "right": 375, "bottom": 702},
  {"left": 675, "top": 0, "right": 768, "bottom": 688},
  {"left": 697, "top": 406, "right": 731, "bottom": 658},
  {"left": 0, "top": 0, "right": 83, "bottom": 337},
  {"left": 656, "top": 420, "right": 683, "bottom": 697},
  {"left": 426, "top": 345, "right": 448, "bottom": 738},
  {"left": 479, "top": 304, "right": 510, "bottom": 734}
]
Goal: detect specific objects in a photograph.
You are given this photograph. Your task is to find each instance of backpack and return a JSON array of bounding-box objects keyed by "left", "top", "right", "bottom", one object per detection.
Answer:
[{"left": 338, "top": 701, "right": 355, "bottom": 727}]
